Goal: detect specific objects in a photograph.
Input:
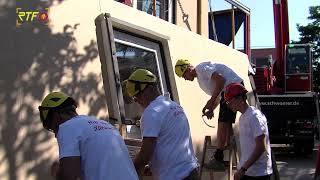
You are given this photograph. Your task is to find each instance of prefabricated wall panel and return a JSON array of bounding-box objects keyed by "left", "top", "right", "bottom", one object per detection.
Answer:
[
  {"left": 96, "top": 1, "right": 252, "bottom": 138},
  {"left": 3, "top": 0, "right": 251, "bottom": 179}
]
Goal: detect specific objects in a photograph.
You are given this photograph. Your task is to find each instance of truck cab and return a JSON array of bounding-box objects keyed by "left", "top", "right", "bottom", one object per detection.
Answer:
[
  {"left": 250, "top": 0, "right": 319, "bottom": 156},
  {"left": 254, "top": 43, "right": 318, "bottom": 155}
]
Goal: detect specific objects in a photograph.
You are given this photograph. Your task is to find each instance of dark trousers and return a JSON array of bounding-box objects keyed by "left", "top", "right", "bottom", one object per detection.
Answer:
[
  {"left": 241, "top": 174, "right": 271, "bottom": 180},
  {"left": 182, "top": 168, "right": 199, "bottom": 180}
]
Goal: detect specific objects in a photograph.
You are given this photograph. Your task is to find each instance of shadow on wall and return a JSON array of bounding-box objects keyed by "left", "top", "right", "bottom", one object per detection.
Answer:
[{"left": 0, "top": 0, "right": 106, "bottom": 179}]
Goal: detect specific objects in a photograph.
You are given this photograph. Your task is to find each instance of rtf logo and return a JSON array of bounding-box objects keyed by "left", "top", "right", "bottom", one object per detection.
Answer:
[{"left": 16, "top": 8, "right": 49, "bottom": 27}]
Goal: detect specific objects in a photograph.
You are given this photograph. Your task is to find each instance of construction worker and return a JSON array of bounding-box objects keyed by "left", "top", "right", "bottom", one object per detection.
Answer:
[
  {"left": 175, "top": 59, "right": 243, "bottom": 170},
  {"left": 224, "top": 83, "right": 272, "bottom": 180},
  {"left": 38, "top": 92, "right": 139, "bottom": 180},
  {"left": 126, "top": 69, "right": 199, "bottom": 180}
]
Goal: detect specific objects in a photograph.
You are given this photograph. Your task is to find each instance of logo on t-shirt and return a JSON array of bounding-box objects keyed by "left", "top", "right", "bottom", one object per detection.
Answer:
[
  {"left": 88, "top": 120, "right": 114, "bottom": 131},
  {"left": 170, "top": 105, "right": 185, "bottom": 117}
]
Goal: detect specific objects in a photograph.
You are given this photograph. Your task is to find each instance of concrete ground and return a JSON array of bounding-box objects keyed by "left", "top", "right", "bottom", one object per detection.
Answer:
[{"left": 273, "top": 143, "right": 318, "bottom": 180}]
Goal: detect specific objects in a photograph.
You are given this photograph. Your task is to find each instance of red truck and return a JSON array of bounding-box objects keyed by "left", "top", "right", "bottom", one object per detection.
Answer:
[{"left": 252, "top": 0, "right": 319, "bottom": 155}]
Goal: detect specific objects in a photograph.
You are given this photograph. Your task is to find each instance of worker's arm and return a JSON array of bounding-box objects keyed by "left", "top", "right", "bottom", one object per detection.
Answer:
[
  {"left": 242, "top": 134, "right": 267, "bottom": 169},
  {"left": 134, "top": 137, "right": 156, "bottom": 175},
  {"left": 57, "top": 156, "right": 82, "bottom": 180},
  {"left": 202, "top": 72, "right": 225, "bottom": 118},
  {"left": 234, "top": 135, "right": 267, "bottom": 180}
]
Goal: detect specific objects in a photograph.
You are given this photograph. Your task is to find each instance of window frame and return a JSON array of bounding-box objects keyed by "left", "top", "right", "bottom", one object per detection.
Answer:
[
  {"left": 122, "top": 0, "right": 175, "bottom": 23},
  {"left": 95, "top": 14, "right": 178, "bottom": 128},
  {"left": 113, "top": 30, "right": 168, "bottom": 95}
]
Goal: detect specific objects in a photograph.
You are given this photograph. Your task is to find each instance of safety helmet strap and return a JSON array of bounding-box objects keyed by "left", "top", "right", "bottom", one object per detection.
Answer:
[
  {"left": 175, "top": 64, "right": 189, "bottom": 67},
  {"left": 38, "top": 106, "right": 54, "bottom": 132}
]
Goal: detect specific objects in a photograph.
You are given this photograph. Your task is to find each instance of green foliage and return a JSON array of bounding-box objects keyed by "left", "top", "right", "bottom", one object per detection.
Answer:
[{"left": 294, "top": 6, "right": 320, "bottom": 92}]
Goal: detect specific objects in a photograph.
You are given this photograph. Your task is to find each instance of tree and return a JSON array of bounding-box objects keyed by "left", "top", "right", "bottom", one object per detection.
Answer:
[{"left": 294, "top": 6, "right": 320, "bottom": 92}]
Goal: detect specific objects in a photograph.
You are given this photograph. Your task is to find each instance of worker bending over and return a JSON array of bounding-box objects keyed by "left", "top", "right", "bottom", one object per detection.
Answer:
[{"left": 175, "top": 59, "right": 243, "bottom": 170}]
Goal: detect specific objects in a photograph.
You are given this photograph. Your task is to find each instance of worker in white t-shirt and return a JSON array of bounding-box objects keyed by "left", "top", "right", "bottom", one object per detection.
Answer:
[
  {"left": 175, "top": 59, "right": 243, "bottom": 170},
  {"left": 38, "top": 92, "right": 139, "bottom": 180},
  {"left": 126, "top": 69, "right": 199, "bottom": 180},
  {"left": 224, "top": 83, "right": 273, "bottom": 180}
]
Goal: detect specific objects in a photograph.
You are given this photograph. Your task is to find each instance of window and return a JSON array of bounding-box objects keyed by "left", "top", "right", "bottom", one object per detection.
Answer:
[
  {"left": 255, "top": 57, "right": 271, "bottom": 68},
  {"left": 114, "top": 30, "right": 168, "bottom": 124},
  {"left": 95, "top": 15, "right": 176, "bottom": 139},
  {"left": 114, "top": 31, "right": 170, "bottom": 139},
  {"left": 115, "top": 0, "right": 174, "bottom": 22},
  {"left": 286, "top": 46, "right": 310, "bottom": 74},
  {"left": 137, "top": 0, "right": 167, "bottom": 20}
]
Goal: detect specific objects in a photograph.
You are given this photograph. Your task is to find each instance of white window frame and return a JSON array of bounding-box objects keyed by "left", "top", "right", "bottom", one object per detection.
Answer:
[
  {"left": 113, "top": 30, "right": 168, "bottom": 95},
  {"left": 95, "top": 14, "right": 178, "bottom": 128}
]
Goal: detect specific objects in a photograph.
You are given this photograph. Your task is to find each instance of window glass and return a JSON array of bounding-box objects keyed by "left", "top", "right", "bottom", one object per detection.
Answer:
[
  {"left": 286, "top": 47, "right": 310, "bottom": 74},
  {"left": 255, "top": 57, "right": 270, "bottom": 68},
  {"left": 114, "top": 31, "right": 167, "bottom": 126},
  {"left": 136, "top": 0, "right": 168, "bottom": 20},
  {"left": 114, "top": 0, "right": 172, "bottom": 22}
]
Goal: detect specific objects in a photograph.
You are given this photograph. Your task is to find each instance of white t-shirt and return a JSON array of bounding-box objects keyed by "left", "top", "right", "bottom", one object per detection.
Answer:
[
  {"left": 195, "top": 61, "right": 243, "bottom": 95},
  {"left": 238, "top": 106, "right": 273, "bottom": 176},
  {"left": 141, "top": 96, "right": 198, "bottom": 180},
  {"left": 57, "top": 115, "right": 138, "bottom": 180}
]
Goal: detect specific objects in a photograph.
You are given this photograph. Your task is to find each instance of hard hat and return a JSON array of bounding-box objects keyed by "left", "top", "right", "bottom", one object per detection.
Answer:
[
  {"left": 38, "top": 92, "right": 71, "bottom": 130},
  {"left": 126, "top": 69, "right": 157, "bottom": 97},
  {"left": 175, "top": 59, "right": 190, "bottom": 77},
  {"left": 224, "top": 83, "right": 248, "bottom": 102}
]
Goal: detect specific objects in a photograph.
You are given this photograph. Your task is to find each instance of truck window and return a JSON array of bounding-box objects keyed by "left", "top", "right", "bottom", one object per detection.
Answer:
[
  {"left": 286, "top": 46, "right": 310, "bottom": 74},
  {"left": 255, "top": 57, "right": 270, "bottom": 68}
]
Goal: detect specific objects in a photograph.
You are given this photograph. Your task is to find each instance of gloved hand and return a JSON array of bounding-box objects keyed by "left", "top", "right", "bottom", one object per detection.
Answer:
[
  {"left": 202, "top": 98, "right": 216, "bottom": 119},
  {"left": 143, "top": 165, "right": 152, "bottom": 176}
]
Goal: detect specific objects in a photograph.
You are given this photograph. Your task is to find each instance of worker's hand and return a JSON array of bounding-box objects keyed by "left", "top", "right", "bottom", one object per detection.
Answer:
[
  {"left": 234, "top": 169, "right": 245, "bottom": 180},
  {"left": 143, "top": 165, "right": 152, "bottom": 176},
  {"left": 50, "top": 161, "right": 60, "bottom": 178},
  {"left": 202, "top": 109, "right": 214, "bottom": 119},
  {"left": 202, "top": 98, "right": 216, "bottom": 119}
]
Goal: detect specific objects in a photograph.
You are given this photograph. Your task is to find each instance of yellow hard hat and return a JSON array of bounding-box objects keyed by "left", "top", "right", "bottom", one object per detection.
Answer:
[
  {"left": 126, "top": 69, "right": 157, "bottom": 97},
  {"left": 38, "top": 92, "right": 70, "bottom": 130},
  {"left": 175, "top": 59, "right": 190, "bottom": 77}
]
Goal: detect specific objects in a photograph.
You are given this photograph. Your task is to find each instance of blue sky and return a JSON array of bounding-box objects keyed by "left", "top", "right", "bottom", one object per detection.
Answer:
[{"left": 210, "top": 0, "right": 319, "bottom": 49}]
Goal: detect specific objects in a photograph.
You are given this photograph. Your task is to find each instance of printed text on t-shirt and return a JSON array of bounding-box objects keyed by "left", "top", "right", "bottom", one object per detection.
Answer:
[
  {"left": 170, "top": 105, "right": 185, "bottom": 117},
  {"left": 88, "top": 120, "right": 114, "bottom": 131}
]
